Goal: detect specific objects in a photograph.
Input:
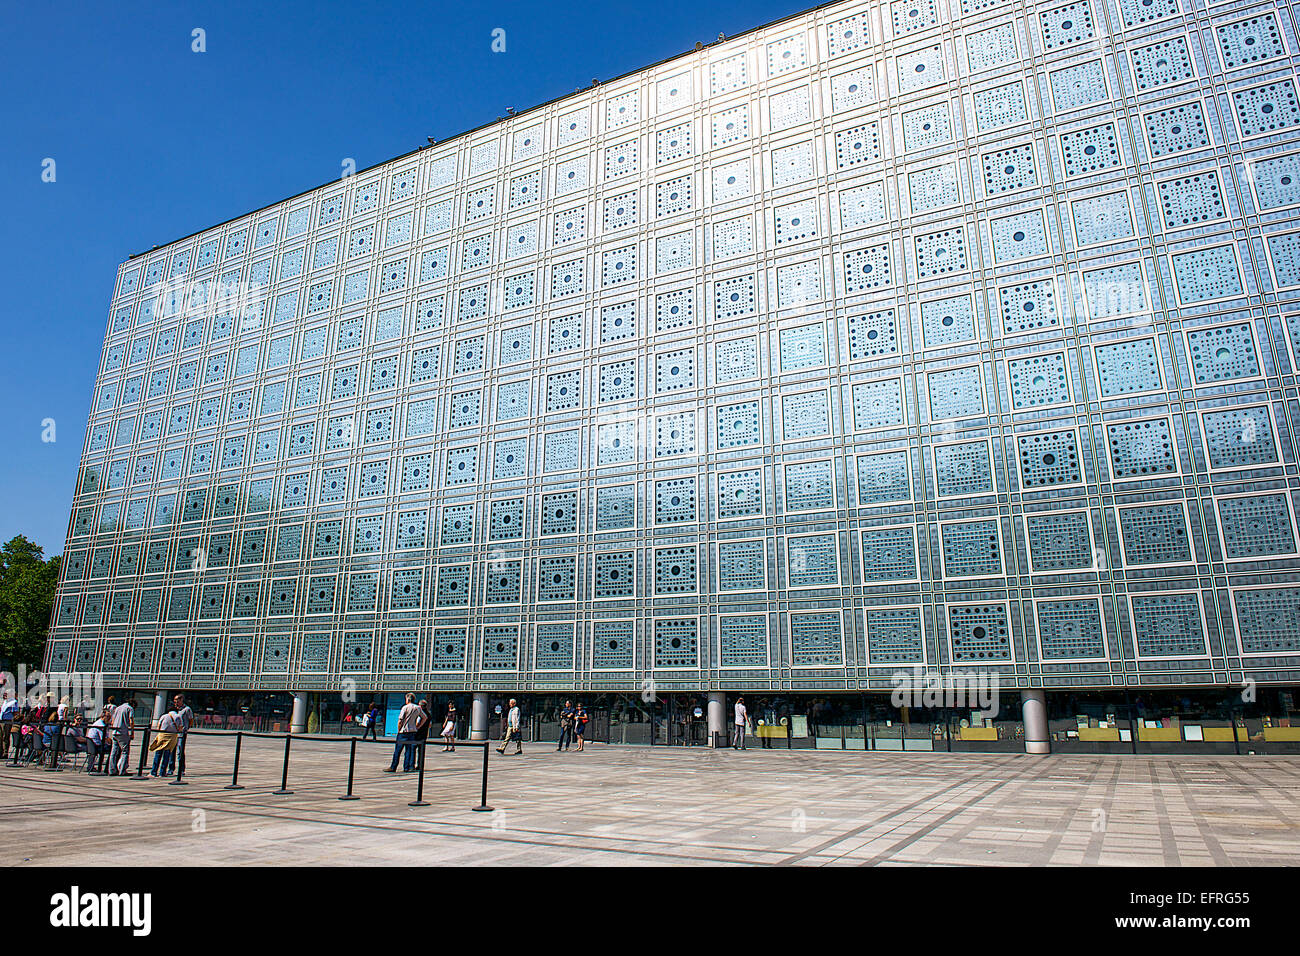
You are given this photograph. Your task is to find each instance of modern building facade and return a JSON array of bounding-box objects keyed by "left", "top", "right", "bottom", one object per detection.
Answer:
[{"left": 47, "top": 0, "right": 1300, "bottom": 752}]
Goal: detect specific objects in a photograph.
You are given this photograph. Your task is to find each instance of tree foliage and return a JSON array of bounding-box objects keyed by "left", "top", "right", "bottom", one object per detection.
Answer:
[{"left": 0, "top": 536, "right": 60, "bottom": 669}]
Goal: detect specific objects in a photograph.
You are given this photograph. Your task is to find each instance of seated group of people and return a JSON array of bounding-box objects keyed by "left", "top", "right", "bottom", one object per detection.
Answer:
[
  {"left": 0, "top": 693, "right": 193, "bottom": 777},
  {"left": 1, "top": 698, "right": 112, "bottom": 772}
]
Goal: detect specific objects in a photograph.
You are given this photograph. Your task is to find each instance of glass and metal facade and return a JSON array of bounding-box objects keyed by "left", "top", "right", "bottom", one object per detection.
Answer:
[{"left": 49, "top": 0, "right": 1300, "bottom": 702}]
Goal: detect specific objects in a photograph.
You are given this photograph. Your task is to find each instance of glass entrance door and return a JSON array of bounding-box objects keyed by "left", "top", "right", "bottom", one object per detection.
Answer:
[{"left": 650, "top": 694, "right": 708, "bottom": 745}]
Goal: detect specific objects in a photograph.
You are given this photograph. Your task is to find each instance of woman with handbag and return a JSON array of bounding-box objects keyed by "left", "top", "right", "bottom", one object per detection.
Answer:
[
  {"left": 573, "top": 702, "right": 588, "bottom": 752},
  {"left": 441, "top": 703, "right": 457, "bottom": 752}
]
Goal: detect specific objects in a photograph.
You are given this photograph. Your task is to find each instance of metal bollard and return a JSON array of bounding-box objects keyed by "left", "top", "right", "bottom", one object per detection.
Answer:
[
  {"left": 339, "top": 737, "right": 359, "bottom": 801},
  {"left": 224, "top": 731, "right": 245, "bottom": 790},
  {"left": 408, "top": 741, "right": 429, "bottom": 807},
  {"left": 471, "top": 743, "right": 494, "bottom": 813},
  {"left": 272, "top": 734, "right": 294, "bottom": 795},
  {"left": 169, "top": 731, "right": 188, "bottom": 786},
  {"left": 130, "top": 727, "right": 151, "bottom": 779}
]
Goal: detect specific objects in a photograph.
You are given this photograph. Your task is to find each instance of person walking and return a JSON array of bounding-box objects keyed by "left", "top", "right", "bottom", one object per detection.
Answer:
[
  {"left": 440, "top": 703, "right": 457, "bottom": 752},
  {"left": 557, "top": 700, "right": 575, "bottom": 751},
  {"left": 383, "top": 693, "right": 426, "bottom": 773},
  {"left": 496, "top": 698, "right": 523, "bottom": 755},
  {"left": 172, "top": 693, "right": 194, "bottom": 776},
  {"left": 362, "top": 701, "right": 380, "bottom": 741},
  {"left": 108, "top": 696, "right": 135, "bottom": 775},
  {"left": 573, "top": 702, "right": 588, "bottom": 752},
  {"left": 733, "top": 696, "right": 748, "bottom": 750}
]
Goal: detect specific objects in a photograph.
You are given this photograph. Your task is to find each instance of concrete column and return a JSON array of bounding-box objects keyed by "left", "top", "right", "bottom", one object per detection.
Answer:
[
  {"left": 707, "top": 691, "right": 726, "bottom": 747},
  {"left": 290, "top": 692, "right": 309, "bottom": 735},
  {"left": 470, "top": 692, "right": 489, "bottom": 741},
  {"left": 151, "top": 691, "right": 166, "bottom": 729},
  {"left": 1021, "top": 689, "right": 1049, "bottom": 755}
]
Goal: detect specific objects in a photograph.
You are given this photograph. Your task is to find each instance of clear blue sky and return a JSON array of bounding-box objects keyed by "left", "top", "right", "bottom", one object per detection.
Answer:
[{"left": 0, "top": 0, "right": 807, "bottom": 557}]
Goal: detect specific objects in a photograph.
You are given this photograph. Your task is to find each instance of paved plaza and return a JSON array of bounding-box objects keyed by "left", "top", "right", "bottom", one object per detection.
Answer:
[{"left": 4, "top": 735, "right": 1299, "bottom": 865}]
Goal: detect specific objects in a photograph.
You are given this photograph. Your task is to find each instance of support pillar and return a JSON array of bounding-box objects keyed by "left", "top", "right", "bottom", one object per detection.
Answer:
[
  {"left": 707, "top": 691, "right": 726, "bottom": 748},
  {"left": 290, "top": 692, "right": 309, "bottom": 735},
  {"left": 151, "top": 691, "right": 166, "bottom": 729},
  {"left": 1021, "top": 689, "right": 1049, "bottom": 755},
  {"left": 470, "top": 692, "right": 489, "bottom": 741}
]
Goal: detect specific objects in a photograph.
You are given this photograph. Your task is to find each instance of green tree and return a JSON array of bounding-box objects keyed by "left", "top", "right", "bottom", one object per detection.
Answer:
[{"left": 0, "top": 536, "right": 60, "bottom": 670}]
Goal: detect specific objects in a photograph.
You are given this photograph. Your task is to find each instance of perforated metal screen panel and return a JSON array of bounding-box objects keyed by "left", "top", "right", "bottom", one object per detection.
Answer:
[{"left": 58, "top": 0, "right": 1300, "bottom": 692}]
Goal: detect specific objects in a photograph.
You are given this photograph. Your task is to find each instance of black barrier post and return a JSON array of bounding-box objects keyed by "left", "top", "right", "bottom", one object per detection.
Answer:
[
  {"left": 224, "top": 731, "right": 245, "bottom": 790},
  {"left": 130, "top": 726, "right": 151, "bottom": 780},
  {"left": 273, "top": 734, "right": 294, "bottom": 795},
  {"left": 408, "top": 741, "right": 429, "bottom": 807},
  {"left": 471, "top": 743, "right": 494, "bottom": 812},
  {"left": 339, "top": 737, "right": 359, "bottom": 801},
  {"left": 169, "top": 732, "right": 188, "bottom": 786}
]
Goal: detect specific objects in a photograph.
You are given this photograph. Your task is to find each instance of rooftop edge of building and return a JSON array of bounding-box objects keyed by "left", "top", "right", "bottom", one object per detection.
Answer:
[{"left": 126, "top": 0, "right": 844, "bottom": 263}]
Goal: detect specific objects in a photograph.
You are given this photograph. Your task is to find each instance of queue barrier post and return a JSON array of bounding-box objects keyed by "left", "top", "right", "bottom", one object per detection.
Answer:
[
  {"left": 12, "top": 722, "right": 497, "bottom": 813},
  {"left": 339, "top": 737, "right": 359, "bottom": 801},
  {"left": 272, "top": 734, "right": 294, "bottom": 795},
  {"left": 168, "top": 731, "right": 188, "bottom": 786},
  {"left": 471, "top": 741, "right": 494, "bottom": 813},
  {"left": 408, "top": 741, "right": 429, "bottom": 807},
  {"left": 129, "top": 726, "right": 151, "bottom": 780},
  {"left": 224, "top": 731, "right": 245, "bottom": 790}
]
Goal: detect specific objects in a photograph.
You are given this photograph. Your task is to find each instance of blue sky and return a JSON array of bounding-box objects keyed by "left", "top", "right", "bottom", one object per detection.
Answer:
[{"left": 0, "top": 0, "right": 806, "bottom": 556}]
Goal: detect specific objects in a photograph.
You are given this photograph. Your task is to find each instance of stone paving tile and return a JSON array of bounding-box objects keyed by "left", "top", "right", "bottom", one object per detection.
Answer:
[{"left": 3, "top": 735, "right": 1299, "bottom": 865}]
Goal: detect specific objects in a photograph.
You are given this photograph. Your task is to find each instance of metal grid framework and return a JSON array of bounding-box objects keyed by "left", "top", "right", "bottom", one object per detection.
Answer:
[{"left": 48, "top": 0, "right": 1300, "bottom": 693}]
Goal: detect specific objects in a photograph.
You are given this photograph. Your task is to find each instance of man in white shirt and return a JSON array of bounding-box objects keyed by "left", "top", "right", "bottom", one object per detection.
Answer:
[
  {"left": 496, "top": 699, "right": 523, "bottom": 755},
  {"left": 108, "top": 697, "right": 135, "bottom": 776},
  {"left": 172, "top": 694, "right": 195, "bottom": 775},
  {"left": 733, "top": 697, "right": 748, "bottom": 750},
  {"left": 109, "top": 697, "right": 135, "bottom": 775},
  {"left": 383, "top": 693, "right": 426, "bottom": 773}
]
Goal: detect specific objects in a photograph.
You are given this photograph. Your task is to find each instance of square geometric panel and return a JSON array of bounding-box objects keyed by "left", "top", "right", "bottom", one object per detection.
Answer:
[
  {"left": 1025, "top": 510, "right": 1094, "bottom": 572},
  {"left": 1217, "top": 493, "right": 1297, "bottom": 559},
  {"left": 947, "top": 603, "right": 1012, "bottom": 662},
  {"left": 933, "top": 440, "right": 994, "bottom": 498},
  {"left": 1185, "top": 321, "right": 1259, "bottom": 383},
  {"left": 1017, "top": 429, "right": 1082, "bottom": 488},
  {"left": 1107, "top": 418, "right": 1179, "bottom": 480},
  {"left": 1202, "top": 404, "right": 1278, "bottom": 470},
  {"left": 1131, "top": 593, "right": 1205, "bottom": 658},
  {"left": 1036, "top": 600, "right": 1106, "bottom": 660},
  {"left": 1119, "top": 502, "right": 1192, "bottom": 565}
]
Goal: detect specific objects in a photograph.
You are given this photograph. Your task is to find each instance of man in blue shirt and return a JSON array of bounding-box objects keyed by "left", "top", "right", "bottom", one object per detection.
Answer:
[{"left": 557, "top": 700, "right": 575, "bottom": 751}]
